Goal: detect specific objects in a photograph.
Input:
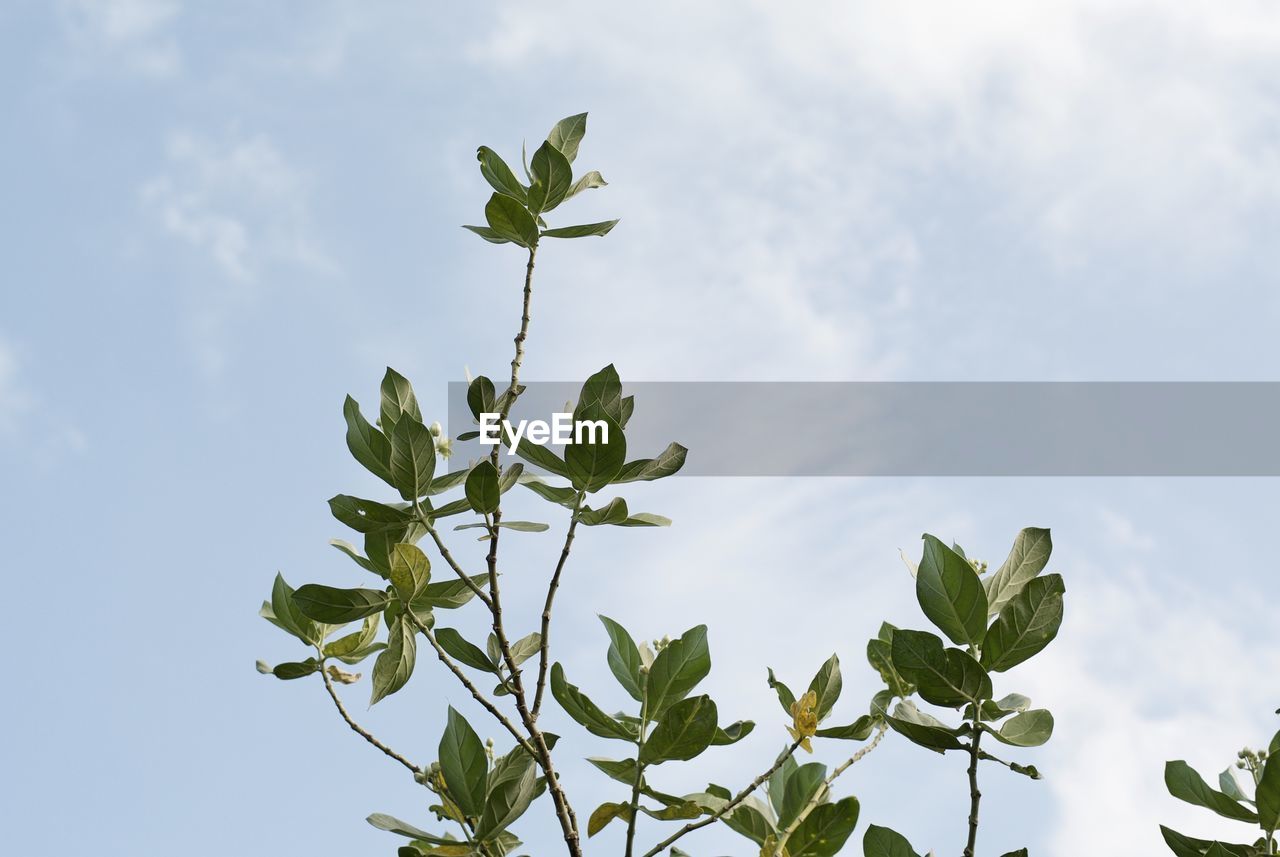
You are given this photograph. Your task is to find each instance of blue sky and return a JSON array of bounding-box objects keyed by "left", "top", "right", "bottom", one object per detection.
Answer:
[{"left": 4, "top": 2, "right": 1280, "bottom": 855}]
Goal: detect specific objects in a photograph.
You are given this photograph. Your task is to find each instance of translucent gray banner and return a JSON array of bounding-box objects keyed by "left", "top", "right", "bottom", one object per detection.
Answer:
[{"left": 447, "top": 382, "right": 1280, "bottom": 476}]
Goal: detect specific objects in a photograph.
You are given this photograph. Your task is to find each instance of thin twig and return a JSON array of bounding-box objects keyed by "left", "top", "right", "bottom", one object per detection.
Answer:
[
  {"left": 476, "top": 242, "right": 584, "bottom": 857},
  {"left": 418, "top": 510, "right": 494, "bottom": 611},
  {"left": 317, "top": 656, "right": 421, "bottom": 775},
  {"left": 403, "top": 611, "right": 534, "bottom": 756},
  {"left": 640, "top": 740, "right": 804, "bottom": 857},
  {"left": 624, "top": 698, "right": 651, "bottom": 857},
  {"left": 964, "top": 726, "right": 983, "bottom": 857},
  {"left": 772, "top": 725, "right": 888, "bottom": 856},
  {"left": 531, "top": 491, "right": 584, "bottom": 718}
]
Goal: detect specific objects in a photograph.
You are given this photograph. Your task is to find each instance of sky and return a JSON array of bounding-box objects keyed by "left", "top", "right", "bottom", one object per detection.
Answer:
[{"left": 3, "top": 2, "right": 1280, "bottom": 855}]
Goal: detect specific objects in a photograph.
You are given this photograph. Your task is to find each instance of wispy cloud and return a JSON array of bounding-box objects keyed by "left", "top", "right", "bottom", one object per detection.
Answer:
[
  {"left": 57, "top": 0, "right": 183, "bottom": 78},
  {"left": 0, "top": 335, "right": 88, "bottom": 460},
  {"left": 138, "top": 130, "right": 337, "bottom": 374},
  {"left": 0, "top": 336, "right": 31, "bottom": 433},
  {"left": 470, "top": 0, "right": 1280, "bottom": 305},
  {"left": 1022, "top": 556, "right": 1280, "bottom": 853},
  {"left": 140, "top": 130, "right": 334, "bottom": 284}
]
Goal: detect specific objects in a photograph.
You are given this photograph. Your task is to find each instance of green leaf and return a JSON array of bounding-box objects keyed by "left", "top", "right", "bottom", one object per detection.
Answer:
[
  {"left": 370, "top": 615, "right": 416, "bottom": 705},
  {"left": 436, "top": 627, "right": 498, "bottom": 673},
  {"left": 725, "top": 800, "right": 776, "bottom": 845},
  {"left": 587, "top": 802, "right": 631, "bottom": 837},
  {"left": 546, "top": 112, "right": 588, "bottom": 163},
  {"left": 367, "top": 813, "right": 457, "bottom": 844},
  {"left": 329, "top": 494, "right": 413, "bottom": 534},
  {"left": 863, "top": 824, "right": 923, "bottom": 857},
  {"left": 768, "top": 667, "right": 797, "bottom": 714},
  {"left": 519, "top": 475, "right": 578, "bottom": 507},
  {"left": 599, "top": 615, "right": 645, "bottom": 702},
  {"left": 467, "top": 376, "right": 497, "bottom": 420},
  {"left": 527, "top": 140, "right": 573, "bottom": 214},
  {"left": 587, "top": 757, "right": 639, "bottom": 785},
  {"left": 807, "top": 654, "right": 843, "bottom": 721},
  {"left": 464, "top": 460, "right": 501, "bottom": 514},
  {"left": 1165, "top": 760, "right": 1259, "bottom": 822},
  {"left": 484, "top": 193, "right": 538, "bottom": 248},
  {"left": 578, "top": 497, "right": 629, "bottom": 526},
  {"left": 427, "top": 498, "right": 473, "bottom": 520},
  {"left": 268, "top": 573, "right": 322, "bottom": 645},
  {"left": 476, "top": 146, "right": 527, "bottom": 204},
  {"left": 427, "top": 468, "right": 470, "bottom": 496},
  {"left": 768, "top": 755, "right": 799, "bottom": 820},
  {"left": 493, "top": 520, "right": 548, "bottom": 533},
  {"left": 564, "top": 402, "right": 626, "bottom": 493},
  {"left": 439, "top": 706, "right": 488, "bottom": 819},
  {"left": 1218, "top": 768, "right": 1249, "bottom": 803},
  {"left": 507, "top": 433, "right": 571, "bottom": 478},
  {"left": 380, "top": 368, "right": 422, "bottom": 431},
  {"left": 788, "top": 796, "right": 860, "bottom": 857},
  {"left": 984, "top": 528, "right": 1052, "bottom": 617},
  {"left": 617, "top": 512, "right": 672, "bottom": 527},
  {"left": 477, "top": 748, "right": 539, "bottom": 838},
  {"left": 329, "top": 538, "right": 381, "bottom": 576},
  {"left": 412, "top": 575, "right": 489, "bottom": 611},
  {"left": 712, "top": 720, "right": 757, "bottom": 746},
  {"left": 541, "top": 220, "right": 619, "bottom": 239},
  {"left": 550, "top": 662, "right": 637, "bottom": 741},
  {"left": 1157, "top": 827, "right": 1254, "bottom": 857},
  {"left": 267, "top": 658, "right": 320, "bottom": 680},
  {"left": 980, "top": 693, "right": 1032, "bottom": 721},
  {"left": 614, "top": 442, "right": 688, "bottom": 483},
  {"left": 564, "top": 170, "right": 607, "bottom": 202},
  {"left": 363, "top": 519, "right": 426, "bottom": 576},
  {"left": 1258, "top": 754, "right": 1280, "bottom": 830},
  {"left": 506, "top": 631, "right": 541, "bottom": 667},
  {"left": 982, "top": 573, "right": 1065, "bottom": 672},
  {"left": 324, "top": 614, "right": 382, "bottom": 662},
  {"left": 884, "top": 700, "right": 964, "bottom": 753},
  {"left": 916, "top": 534, "right": 988, "bottom": 646},
  {"left": 778, "top": 762, "right": 827, "bottom": 830},
  {"left": 890, "top": 629, "right": 991, "bottom": 707},
  {"left": 989, "top": 709, "right": 1054, "bottom": 747},
  {"left": 343, "top": 395, "right": 394, "bottom": 486},
  {"left": 389, "top": 543, "right": 432, "bottom": 604},
  {"left": 815, "top": 715, "right": 875, "bottom": 741},
  {"left": 641, "top": 695, "right": 718, "bottom": 764},
  {"left": 646, "top": 625, "right": 711, "bottom": 719},
  {"left": 639, "top": 802, "right": 702, "bottom": 821},
  {"left": 390, "top": 415, "right": 437, "bottom": 501},
  {"left": 293, "top": 584, "right": 390, "bottom": 624},
  {"left": 462, "top": 224, "right": 511, "bottom": 244},
  {"left": 867, "top": 634, "right": 914, "bottom": 699}
]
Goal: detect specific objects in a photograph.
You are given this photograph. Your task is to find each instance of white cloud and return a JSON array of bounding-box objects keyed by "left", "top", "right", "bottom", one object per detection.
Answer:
[
  {"left": 1020, "top": 557, "right": 1280, "bottom": 854},
  {"left": 0, "top": 337, "right": 31, "bottom": 432},
  {"left": 0, "top": 336, "right": 88, "bottom": 459},
  {"left": 58, "top": 0, "right": 182, "bottom": 78},
  {"left": 140, "top": 130, "right": 334, "bottom": 284},
  {"left": 470, "top": 0, "right": 1280, "bottom": 288},
  {"left": 138, "top": 130, "right": 337, "bottom": 375}
]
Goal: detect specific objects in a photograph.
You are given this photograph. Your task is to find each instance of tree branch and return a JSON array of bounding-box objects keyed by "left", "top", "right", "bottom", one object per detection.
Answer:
[
  {"left": 772, "top": 724, "right": 888, "bottom": 857},
  {"left": 640, "top": 740, "right": 805, "bottom": 857},
  {"left": 417, "top": 510, "right": 494, "bottom": 611},
  {"left": 317, "top": 656, "right": 421, "bottom": 775},
  {"left": 532, "top": 492, "right": 584, "bottom": 718},
  {"left": 964, "top": 726, "right": 984, "bottom": 857},
  {"left": 403, "top": 611, "right": 534, "bottom": 756},
  {"left": 473, "top": 242, "right": 584, "bottom": 857}
]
